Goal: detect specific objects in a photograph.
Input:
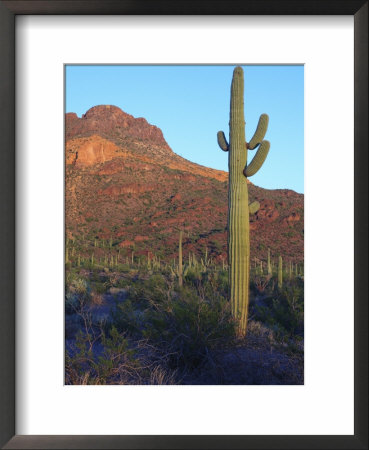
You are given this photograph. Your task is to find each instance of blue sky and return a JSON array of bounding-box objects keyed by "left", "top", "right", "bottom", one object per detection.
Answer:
[{"left": 66, "top": 65, "right": 304, "bottom": 193}]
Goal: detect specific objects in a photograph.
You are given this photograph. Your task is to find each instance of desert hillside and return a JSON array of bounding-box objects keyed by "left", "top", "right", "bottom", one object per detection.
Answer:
[{"left": 65, "top": 105, "right": 304, "bottom": 265}]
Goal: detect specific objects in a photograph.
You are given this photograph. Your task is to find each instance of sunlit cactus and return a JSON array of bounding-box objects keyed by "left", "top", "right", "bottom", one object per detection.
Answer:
[
  {"left": 267, "top": 248, "right": 272, "bottom": 275},
  {"left": 278, "top": 255, "right": 283, "bottom": 289},
  {"left": 217, "top": 66, "right": 270, "bottom": 336},
  {"left": 178, "top": 230, "right": 183, "bottom": 287},
  {"left": 249, "top": 201, "right": 260, "bottom": 215}
]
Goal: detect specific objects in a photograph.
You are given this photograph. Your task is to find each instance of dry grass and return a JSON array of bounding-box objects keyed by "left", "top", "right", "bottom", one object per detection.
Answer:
[{"left": 90, "top": 292, "right": 103, "bottom": 306}]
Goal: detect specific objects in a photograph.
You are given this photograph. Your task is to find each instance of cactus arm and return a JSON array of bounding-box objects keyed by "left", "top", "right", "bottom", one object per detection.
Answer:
[
  {"left": 247, "top": 114, "right": 269, "bottom": 150},
  {"left": 217, "top": 131, "right": 229, "bottom": 151},
  {"left": 249, "top": 201, "right": 260, "bottom": 214},
  {"left": 243, "top": 140, "right": 270, "bottom": 177}
]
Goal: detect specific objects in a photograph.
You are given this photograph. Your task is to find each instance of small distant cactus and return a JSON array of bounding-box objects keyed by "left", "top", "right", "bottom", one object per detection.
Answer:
[
  {"left": 278, "top": 256, "right": 283, "bottom": 289},
  {"left": 267, "top": 248, "right": 272, "bottom": 275},
  {"left": 178, "top": 230, "right": 183, "bottom": 287},
  {"left": 217, "top": 66, "right": 270, "bottom": 336}
]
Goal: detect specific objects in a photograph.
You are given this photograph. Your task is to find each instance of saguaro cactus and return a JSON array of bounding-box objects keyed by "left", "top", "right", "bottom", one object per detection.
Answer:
[
  {"left": 267, "top": 248, "right": 272, "bottom": 275},
  {"left": 217, "top": 66, "right": 270, "bottom": 336},
  {"left": 178, "top": 230, "right": 183, "bottom": 287},
  {"left": 278, "top": 255, "right": 283, "bottom": 289}
]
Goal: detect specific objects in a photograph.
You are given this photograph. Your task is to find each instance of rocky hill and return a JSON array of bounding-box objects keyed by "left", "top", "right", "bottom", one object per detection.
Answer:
[{"left": 65, "top": 105, "right": 304, "bottom": 265}]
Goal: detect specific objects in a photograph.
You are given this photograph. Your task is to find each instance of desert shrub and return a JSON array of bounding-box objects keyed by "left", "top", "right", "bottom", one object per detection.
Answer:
[
  {"left": 127, "top": 273, "right": 169, "bottom": 308},
  {"left": 91, "top": 280, "right": 108, "bottom": 295},
  {"left": 141, "top": 286, "right": 235, "bottom": 370},
  {"left": 65, "top": 326, "right": 140, "bottom": 385},
  {"left": 216, "top": 269, "right": 229, "bottom": 292},
  {"left": 111, "top": 271, "right": 236, "bottom": 370},
  {"left": 115, "top": 263, "right": 130, "bottom": 273},
  {"left": 112, "top": 299, "right": 143, "bottom": 336},
  {"left": 183, "top": 266, "right": 202, "bottom": 283},
  {"left": 252, "top": 282, "right": 304, "bottom": 338},
  {"left": 250, "top": 274, "right": 272, "bottom": 295},
  {"left": 114, "top": 277, "right": 130, "bottom": 289},
  {"left": 90, "top": 270, "right": 102, "bottom": 282},
  {"left": 65, "top": 277, "right": 91, "bottom": 314}
]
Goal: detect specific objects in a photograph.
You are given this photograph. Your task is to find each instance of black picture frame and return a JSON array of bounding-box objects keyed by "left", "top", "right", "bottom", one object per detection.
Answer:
[{"left": 0, "top": 1, "right": 367, "bottom": 449}]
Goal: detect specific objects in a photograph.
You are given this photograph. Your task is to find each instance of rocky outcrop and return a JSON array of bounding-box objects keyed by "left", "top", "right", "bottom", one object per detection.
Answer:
[
  {"left": 66, "top": 106, "right": 229, "bottom": 182},
  {"left": 66, "top": 105, "right": 171, "bottom": 150},
  {"left": 66, "top": 135, "right": 123, "bottom": 167}
]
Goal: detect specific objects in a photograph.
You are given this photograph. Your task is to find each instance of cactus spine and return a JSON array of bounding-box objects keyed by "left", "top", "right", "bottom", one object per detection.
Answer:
[
  {"left": 278, "top": 255, "right": 283, "bottom": 289},
  {"left": 217, "top": 66, "right": 270, "bottom": 336}
]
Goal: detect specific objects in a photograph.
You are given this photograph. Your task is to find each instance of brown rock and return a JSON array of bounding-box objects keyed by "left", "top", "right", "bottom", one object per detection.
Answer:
[
  {"left": 66, "top": 135, "right": 122, "bottom": 167},
  {"left": 66, "top": 105, "right": 171, "bottom": 150}
]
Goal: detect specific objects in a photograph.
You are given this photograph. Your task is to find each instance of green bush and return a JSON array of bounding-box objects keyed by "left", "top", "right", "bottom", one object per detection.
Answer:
[
  {"left": 252, "top": 281, "right": 304, "bottom": 337},
  {"left": 111, "top": 272, "right": 236, "bottom": 370},
  {"left": 140, "top": 285, "right": 235, "bottom": 369},
  {"left": 65, "top": 277, "right": 91, "bottom": 314},
  {"left": 65, "top": 326, "right": 140, "bottom": 384}
]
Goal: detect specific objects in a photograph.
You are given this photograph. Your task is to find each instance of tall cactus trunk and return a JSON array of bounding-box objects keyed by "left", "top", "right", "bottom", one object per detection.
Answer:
[
  {"left": 178, "top": 230, "right": 183, "bottom": 287},
  {"left": 228, "top": 68, "right": 250, "bottom": 335},
  {"left": 218, "top": 66, "right": 270, "bottom": 337}
]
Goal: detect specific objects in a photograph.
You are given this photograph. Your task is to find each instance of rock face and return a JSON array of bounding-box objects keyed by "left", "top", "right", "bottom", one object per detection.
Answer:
[
  {"left": 66, "top": 105, "right": 170, "bottom": 150},
  {"left": 66, "top": 135, "right": 121, "bottom": 167},
  {"left": 65, "top": 105, "right": 304, "bottom": 263}
]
